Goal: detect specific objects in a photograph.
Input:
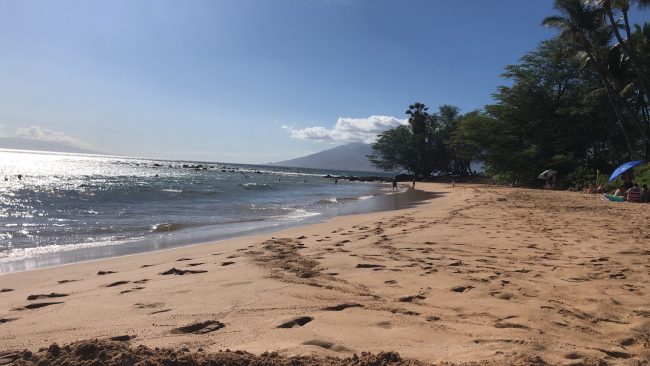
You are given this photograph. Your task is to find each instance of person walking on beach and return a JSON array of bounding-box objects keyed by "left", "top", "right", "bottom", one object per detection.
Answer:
[
  {"left": 412, "top": 176, "right": 416, "bottom": 189},
  {"left": 392, "top": 177, "right": 398, "bottom": 191}
]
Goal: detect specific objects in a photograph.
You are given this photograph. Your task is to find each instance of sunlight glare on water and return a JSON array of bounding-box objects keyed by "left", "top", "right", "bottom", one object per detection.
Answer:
[{"left": 0, "top": 149, "right": 391, "bottom": 272}]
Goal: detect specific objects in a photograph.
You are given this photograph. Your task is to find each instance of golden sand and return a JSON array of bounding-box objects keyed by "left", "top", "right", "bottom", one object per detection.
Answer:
[{"left": 1, "top": 183, "right": 649, "bottom": 365}]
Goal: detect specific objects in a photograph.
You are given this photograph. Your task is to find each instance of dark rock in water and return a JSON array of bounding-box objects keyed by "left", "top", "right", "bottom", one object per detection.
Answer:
[{"left": 322, "top": 175, "right": 390, "bottom": 183}]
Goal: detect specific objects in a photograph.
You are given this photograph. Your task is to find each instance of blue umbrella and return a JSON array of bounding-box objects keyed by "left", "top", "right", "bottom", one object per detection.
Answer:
[{"left": 608, "top": 160, "right": 645, "bottom": 182}]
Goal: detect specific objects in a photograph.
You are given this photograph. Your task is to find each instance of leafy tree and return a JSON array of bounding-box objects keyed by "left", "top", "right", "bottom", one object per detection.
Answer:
[
  {"left": 368, "top": 125, "right": 418, "bottom": 174},
  {"left": 480, "top": 38, "right": 626, "bottom": 184},
  {"left": 370, "top": 103, "right": 471, "bottom": 177},
  {"left": 369, "top": 0, "right": 650, "bottom": 187}
]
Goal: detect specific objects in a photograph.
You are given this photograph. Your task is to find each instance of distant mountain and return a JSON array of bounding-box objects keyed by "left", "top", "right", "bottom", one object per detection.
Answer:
[
  {"left": 0, "top": 138, "right": 104, "bottom": 155},
  {"left": 271, "top": 142, "right": 385, "bottom": 173}
]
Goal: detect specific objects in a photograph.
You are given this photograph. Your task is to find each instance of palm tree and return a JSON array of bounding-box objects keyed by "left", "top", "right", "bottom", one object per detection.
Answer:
[
  {"left": 543, "top": 0, "right": 635, "bottom": 156},
  {"left": 405, "top": 102, "right": 430, "bottom": 178},
  {"left": 596, "top": 0, "right": 650, "bottom": 101},
  {"left": 405, "top": 102, "right": 429, "bottom": 135}
]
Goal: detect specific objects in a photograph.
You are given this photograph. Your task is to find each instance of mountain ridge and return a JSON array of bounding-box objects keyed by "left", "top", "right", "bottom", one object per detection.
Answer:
[{"left": 270, "top": 142, "right": 385, "bottom": 173}]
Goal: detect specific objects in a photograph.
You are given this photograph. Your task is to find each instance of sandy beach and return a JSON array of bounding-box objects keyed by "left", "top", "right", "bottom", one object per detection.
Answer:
[{"left": 1, "top": 183, "right": 649, "bottom": 365}]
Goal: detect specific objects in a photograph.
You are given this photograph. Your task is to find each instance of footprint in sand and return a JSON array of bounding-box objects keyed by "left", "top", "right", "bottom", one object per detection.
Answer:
[
  {"left": 302, "top": 339, "right": 353, "bottom": 352},
  {"left": 57, "top": 279, "right": 80, "bottom": 284},
  {"left": 632, "top": 309, "right": 650, "bottom": 317},
  {"left": 186, "top": 263, "right": 204, "bottom": 267},
  {"left": 451, "top": 286, "right": 474, "bottom": 293},
  {"left": 390, "top": 308, "right": 420, "bottom": 316},
  {"left": 0, "top": 317, "right": 18, "bottom": 323},
  {"left": 376, "top": 321, "right": 392, "bottom": 328},
  {"left": 619, "top": 338, "right": 635, "bottom": 346},
  {"left": 1, "top": 288, "right": 14, "bottom": 293},
  {"left": 150, "top": 309, "right": 171, "bottom": 315},
  {"left": 27, "top": 293, "right": 68, "bottom": 300},
  {"left": 109, "top": 335, "right": 136, "bottom": 341},
  {"left": 135, "top": 302, "right": 171, "bottom": 315},
  {"left": 220, "top": 261, "right": 235, "bottom": 266},
  {"left": 399, "top": 294, "right": 426, "bottom": 303},
  {"left": 176, "top": 258, "right": 192, "bottom": 262},
  {"left": 120, "top": 286, "right": 145, "bottom": 295},
  {"left": 105, "top": 281, "right": 130, "bottom": 287},
  {"left": 12, "top": 302, "right": 64, "bottom": 311},
  {"left": 97, "top": 271, "right": 117, "bottom": 275},
  {"left": 159, "top": 268, "right": 207, "bottom": 275},
  {"left": 494, "top": 322, "right": 531, "bottom": 330},
  {"left": 384, "top": 280, "right": 398, "bottom": 286},
  {"left": 597, "top": 349, "right": 632, "bottom": 359},
  {"left": 356, "top": 263, "right": 385, "bottom": 269},
  {"left": 490, "top": 291, "right": 514, "bottom": 300},
  {"left": 171, "top": 320, "right": 225, "bottom": 334},
  {"left": 277, "top": 316, "right": 313, "bottom": 328},
  {"left": 321, "top": 304, "right": 363, "bottom": 311}
]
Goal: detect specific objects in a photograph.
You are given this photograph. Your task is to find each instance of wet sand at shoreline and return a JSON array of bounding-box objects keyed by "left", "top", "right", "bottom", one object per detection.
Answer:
[{"left": 1, "top": 183, "right": 649, "bottom": 365}]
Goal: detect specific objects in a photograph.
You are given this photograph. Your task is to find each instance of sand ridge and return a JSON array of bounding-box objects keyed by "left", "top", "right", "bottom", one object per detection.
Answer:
[{"left": 1, "top": 183, "right": 649, "bottom": 365}]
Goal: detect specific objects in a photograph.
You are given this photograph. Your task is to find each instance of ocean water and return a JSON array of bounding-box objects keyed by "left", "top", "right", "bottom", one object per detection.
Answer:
[{"left": 0, "top": 149, "right": 398, "bottom": 272}]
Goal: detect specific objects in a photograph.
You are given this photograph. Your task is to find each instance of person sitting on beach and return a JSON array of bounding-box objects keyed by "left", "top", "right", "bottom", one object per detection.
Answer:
[
  {"left": 614, "top": 185, "right": 626, "bottom": 198},
  {"left": 626, "top": 183, "right": 642, "bottom": 203},
  {"left": 596, "top": 184, "right": 604, "bottom": 194}
]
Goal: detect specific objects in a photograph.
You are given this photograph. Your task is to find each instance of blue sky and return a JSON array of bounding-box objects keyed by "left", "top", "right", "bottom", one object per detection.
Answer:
[{"left": 0, "top": 0, "right": 644, "bottom": 163}]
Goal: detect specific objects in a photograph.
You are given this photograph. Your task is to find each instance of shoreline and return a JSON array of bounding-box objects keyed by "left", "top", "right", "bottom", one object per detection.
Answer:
[
  {"left": 1, "top": 183, "right": 430, "bottom": 274},
  {"left": 1, "top": 183, "right": 649, "bottom": 365}
]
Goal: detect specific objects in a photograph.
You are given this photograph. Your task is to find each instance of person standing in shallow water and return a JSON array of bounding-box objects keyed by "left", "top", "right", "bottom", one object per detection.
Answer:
[
  {"left": 392, "top": 177, "right": 398, "bottom": 191},
  {"left": 412, "top": 176, "right": 416, "bottom": 189}
]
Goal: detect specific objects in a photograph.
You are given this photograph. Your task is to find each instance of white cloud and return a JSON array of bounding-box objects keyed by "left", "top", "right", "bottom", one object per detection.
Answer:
[
  {"left": 15, "top": 125, "right": 94, "bottom": 149},
  {"left": 284, "top": 115, "right": 408, "bottom": 144}
]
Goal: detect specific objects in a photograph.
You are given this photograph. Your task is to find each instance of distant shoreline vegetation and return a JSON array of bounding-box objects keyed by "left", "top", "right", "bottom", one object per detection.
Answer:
[{"left": 369, "top": 0, "right": 650, "bottom": 189}]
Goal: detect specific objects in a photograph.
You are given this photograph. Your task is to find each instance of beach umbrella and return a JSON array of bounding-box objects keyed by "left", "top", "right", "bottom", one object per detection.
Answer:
[
  {"left": 608, "top": 160, "right": 645, "bottom": 182},
  {"left": 537, "top": 170, "right": 557, "bottom": 179}
]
